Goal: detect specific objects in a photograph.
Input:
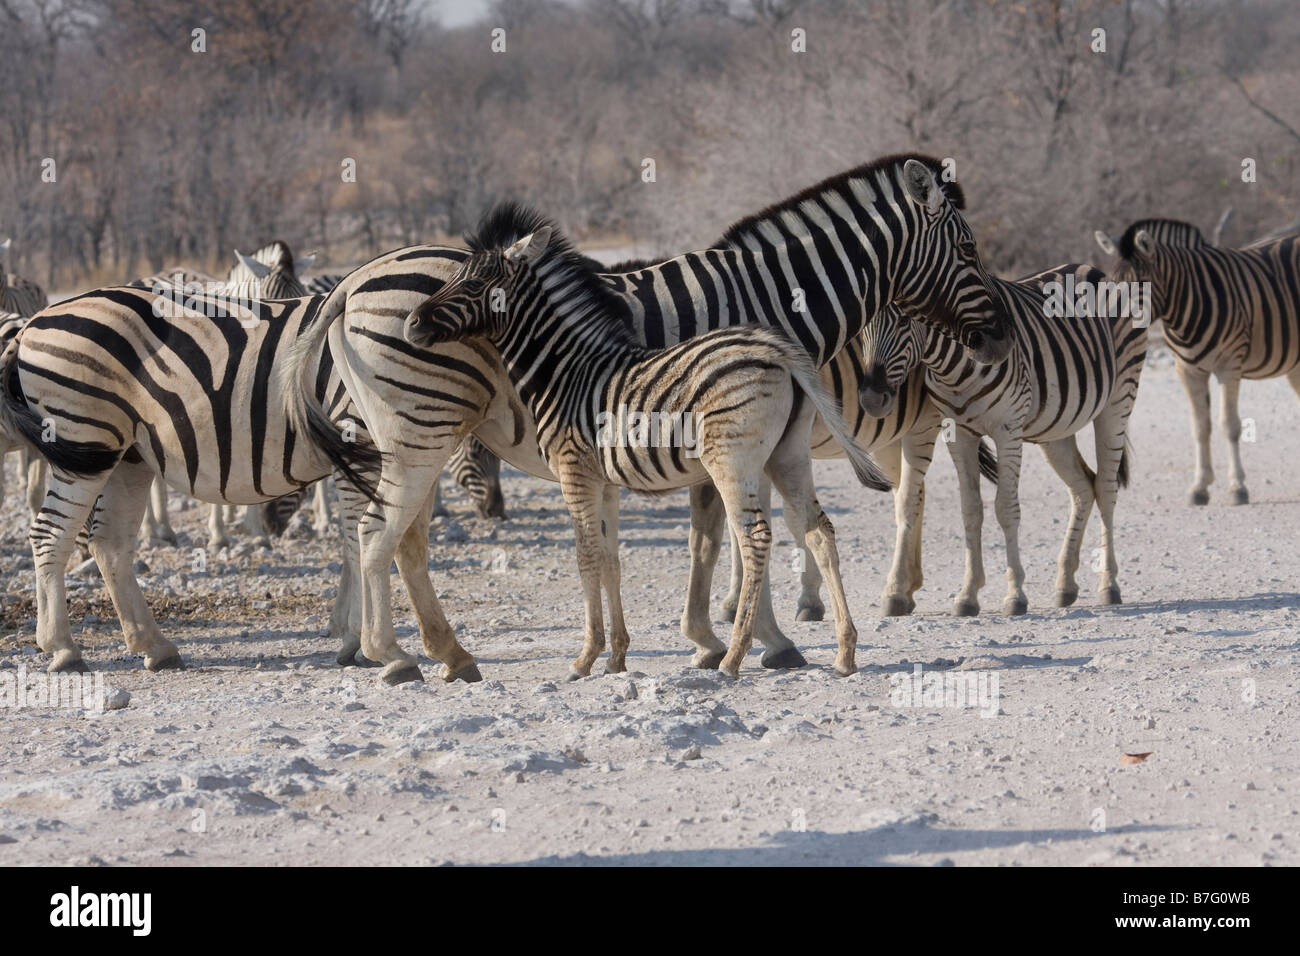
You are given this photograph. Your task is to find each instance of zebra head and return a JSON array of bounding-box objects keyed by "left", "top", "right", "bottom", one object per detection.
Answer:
[
  {"left": 1097, "top": 219, "right": 1201, "bottom": 322},
  {"left": 888, "top": 159, "right": 1011, "bottom": 365},
  {"left": 857, "top": 305, "right": 923, "bottom": 417},
  {"left": 404, "top": 228, "right": 550, "bottom": 347},
  {"left": 229, "top": 241, "right": 310, "bottom": 300}
]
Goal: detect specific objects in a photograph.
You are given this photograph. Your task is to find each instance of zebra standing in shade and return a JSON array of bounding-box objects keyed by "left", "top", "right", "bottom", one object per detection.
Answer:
[
  {"left": 1096, "top": 219, "right": 1300, "bottom": 506},
  {"left": 404, "top": 216, "right": 890, "bottom": 679},
  {"left": 858, "top": 264, "right": 1147, "bottom": 615},
  {"left": 286, "top": 154, "right": 1011, "bottom": 684}
]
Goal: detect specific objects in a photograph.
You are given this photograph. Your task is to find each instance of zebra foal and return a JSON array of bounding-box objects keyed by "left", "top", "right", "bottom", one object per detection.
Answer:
[{"left": 404, "top": 214, "right": 890, "bottom": 678}]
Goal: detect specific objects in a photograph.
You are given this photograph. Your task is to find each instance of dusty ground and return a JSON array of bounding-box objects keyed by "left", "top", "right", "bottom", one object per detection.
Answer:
[{"left": 0, "top": 342, "right": 1296, "bottom": 866}]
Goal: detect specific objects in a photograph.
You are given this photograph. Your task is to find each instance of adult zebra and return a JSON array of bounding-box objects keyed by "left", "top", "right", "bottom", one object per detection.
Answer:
[
  {"left": 0, "top": 240, "right": 48, "bottom": 517},
  {"left": 286, "top": 154, "right": 1011, "bottom": 684},
  {"left": 1095, "top": 219, "right": 1300, "bottom": 506},
  {"left": 405, "top": 217, "right": 890, "bottom": 678},
  {"left": 132, "top": 241, "right": 316, "bottom": 550},
  {"left": 0, "top": 282, "right": 458, "bottom": 677},
  {"left": 858, "top": 264, "right": 1146, "bottom": 615}
]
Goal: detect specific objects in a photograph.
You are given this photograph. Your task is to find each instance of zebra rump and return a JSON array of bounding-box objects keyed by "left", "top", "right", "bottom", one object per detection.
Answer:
[{"left": 0, "top": 341, "right": 121, "bottom": 476}]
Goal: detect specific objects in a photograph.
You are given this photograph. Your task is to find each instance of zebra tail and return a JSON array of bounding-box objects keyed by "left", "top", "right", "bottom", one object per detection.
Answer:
[
  {"left": 977, "top": 438, "right": 999, "bottom": 483},
  {"left": 777, "top": 338, "right": 892, "bottom": 492},
  {"left": 0, "top": 336, "right": 120, "bottom": 476},
  {"left": 279, "top": 273, "right": 384, "bottom": 502}
]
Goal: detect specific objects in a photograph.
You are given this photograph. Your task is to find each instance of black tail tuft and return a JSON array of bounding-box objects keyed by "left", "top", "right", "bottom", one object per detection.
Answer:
[
  {"left": 303, "top": 398, "right": 385, "bottom": 504},
  {"left": 977, "top": 438, "right": 999, "bottom": 483},
  {"left": 1117, "top": 444, "right": 1130, "bottom": 489},
  {"left": 2, "top": 357, "right": 120, "bottom": 476}
]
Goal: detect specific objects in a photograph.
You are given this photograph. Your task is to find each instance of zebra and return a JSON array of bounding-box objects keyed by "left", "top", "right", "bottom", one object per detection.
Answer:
[
  {"left": 403, "top": 216, "right": 890, "bottom": 678},
  {"left": 857, "top": 264, "right": 1147, "bottom": 615},
  {"left": 1095, "top": 219, "right": 1300, "bottom": 506},
  {"left": 285, "top": 154, "right": 1011, "bottom": 684},
  {"left": 133, "top": 242, "right": 315, "bottom": 551},
  {"left": 0, "top": 241, "right": 48, "bottom": 518},
  {"left": 0, "top": 283, "right": 421, "bottom": 676}
]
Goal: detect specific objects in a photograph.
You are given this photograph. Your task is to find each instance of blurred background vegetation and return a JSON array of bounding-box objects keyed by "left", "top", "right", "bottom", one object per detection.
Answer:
[{"left": 1, "top": 0, "right": 1297, "bottom": 288}]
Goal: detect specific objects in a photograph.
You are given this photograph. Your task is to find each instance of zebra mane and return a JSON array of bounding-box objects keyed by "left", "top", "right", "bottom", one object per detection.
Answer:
[
  {"left": 1119, "top": 219, "right": 1206, "bottom": 258},
  {"left": 603, "top": 257, "right": 660, "bottom": 273},
  {"left": 466, "top": 202, "right": 630, "bottom": 336},
  {"left": 228, "top": 239, "right": 298, "bottom": 282},
  {"left": 718, "top": 153, "right": 964, "bottom": 247}
]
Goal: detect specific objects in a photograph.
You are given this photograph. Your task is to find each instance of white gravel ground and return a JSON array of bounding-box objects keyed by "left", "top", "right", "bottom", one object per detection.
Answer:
[{"left": 1, "top": 342, "right": 1296, "bottom": 866}]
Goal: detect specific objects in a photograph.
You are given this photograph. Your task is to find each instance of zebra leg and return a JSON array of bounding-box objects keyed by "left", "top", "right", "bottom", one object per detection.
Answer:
[
  {"left": 874, "top": 440, "right": 921, "bottom": 617},
  {"left": 750, "top": 479, "right": 804, "bottom": 666},
  {"left": 393, "top": 483, "right": 480, "bottom": 682},
  {"left": 141, "top": 476, "right": 178, "bottom": 546},
  {"left": 1092, "top": 406, "right": 1131, "bottom": 605},
  {"left": 715, "top": 474, "right": 772, "bottom": 680},
  {"left": 598, "top": 483, "right": 631, "bottom": 674},
  {"left": 207, "top": 503, "right": 231, "bottom": 551},
  {"left": 356, "top": 471, "right": 434, "bottom": 685},
  {"left": 1038, "top": 437, "right": 1096, "bottom": 607},
  {"left": 1175, "top": 361, "right": 1214, "bottom": 505},
  {"left": 720, "top": 523, "right": 742, "bottom": 621},
  {"left": 25, "top": 452, "right": 45, "bottom": 520},
  {"left": 239, "top": 505, "right": 272, "bottom": 549},
  {"left": 680, "top": 482, "right": 730, "bottom": 669},
  {"left": 31, "top": 466, "right": 115, "bottom": 672},
  {"left": 1218, "top": 373, "right": 1249, "bottom": 505},
  {"left": 331, "top": 475, "right": 367, "bottom": 667},
  {"left": 557, "top": 469, "right": 613, "bottom": 680},
  {"left": 88, "top": 460, "right": 182, "bottom": 670},
  {"left": 430, "top": 474, "right": 448, "bottom": 517},
  {"left": 767, "top": 450, "right": 856, "bottom": 676},
  {"left": 949, "top": 433, "right": 986, "bottom": 616},
  {"left": 312, "top": 478, "right": 334, "bottom": 538},
  {"left": 991, "top": 432, "right": 1028, "bottom": 616}
]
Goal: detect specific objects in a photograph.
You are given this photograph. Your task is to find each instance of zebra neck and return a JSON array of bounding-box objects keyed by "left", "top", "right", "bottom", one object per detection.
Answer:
[
  {"left": 718, "top": 181, "right": 903, "bottom": 363},
  {"left": 918, "top": 322, "right": 971, "bottom": 385}
]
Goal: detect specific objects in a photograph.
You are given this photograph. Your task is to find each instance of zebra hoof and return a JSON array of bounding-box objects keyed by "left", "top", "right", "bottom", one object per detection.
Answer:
[
  {"left": 351, "top": 651, "right": 383, "bottom": 668},
  {"left": 761, "top": 646, "right": 807, "bottom": 669},
  {"left": 1003, "top": 597, "right": 1029, "bottom": 616},
  {"left": 146, "top": 653, "right": 185, "bottom": 672},
  {"left": 336, "top": 645, "right": 362, "bottom": 666},
  {"left": 795, "top": 605, "right": 825, "bottom": 622},
  {"left": 151, "top": 532, "right": 178, "bottom": 547},
  {"left": 833, "top": 662, "right": 858, "bottom": 678},
  {"left": 381, "top": 661, "right": 424, "bottom": 686},
  {"left": 444, "top": 661, "right": 483, "bottom": 683},
  {"left": 1231, "top": 488, "right": 1249, "bottom": 505},
  {"left": 881, "top": 595, "right": 914, "bottom": 617},
  {"left": 565, "top": 668, "right": 588, "bottom": 682},
  {"left": 1189, "top": 489, "right": 1210, "bottom": 506},
  {"left": 49, "top": 651, "right": 88, "bottom": 673},
  {"left": 953, "top": 599, "right": 980, "bottom": 617},
  {"left": 1055, "top": 589, "right": 1078, "bottom": 607},
  {"left": 1100, "top": 585, "right": 1123, "bottom": 606},
  {"left": 718, "top": 664, "right": 741, "bottom": 680},
  {"left": 693, "top": 649, "right": 725, "bottom": 669},
  {"left": 719, "top": 603, "right": 738, "bottom": 624}
]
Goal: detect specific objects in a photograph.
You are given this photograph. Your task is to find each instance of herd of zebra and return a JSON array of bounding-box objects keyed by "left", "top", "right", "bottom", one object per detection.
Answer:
[{"left": 2, "top": 152, "right": 1299, "bottom": 686}]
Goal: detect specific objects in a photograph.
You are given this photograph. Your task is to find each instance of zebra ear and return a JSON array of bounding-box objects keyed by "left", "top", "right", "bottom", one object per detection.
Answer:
[
  {"left": 0, "top": 238, "right": 10, "bottom": 253},
  {"left": 1133, "top": 230, "right": 1156, "bottom": 258},
  {"left": 902, "top": 159, "right": 943, "bottom": 214},
  {"left": 504, "top": 227, "right": 552, "bottom": 264},
  {"left": 293, "top": 253, "right": 317, "bottom": 274},
  {"left": 234, "top": 250, "right": 272, "bottom": 278},
  {"left": 1094, "top": 231, "right": 1118, "bottom": 257}
]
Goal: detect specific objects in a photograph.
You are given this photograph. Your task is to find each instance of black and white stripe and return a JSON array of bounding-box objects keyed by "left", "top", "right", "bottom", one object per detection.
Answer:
[
  {"left": 1097, "top": 218, "right": 1300, "bottom": 506},
  {"left": 859, "top": 264, "right": 1147, "bottom": 615}
]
